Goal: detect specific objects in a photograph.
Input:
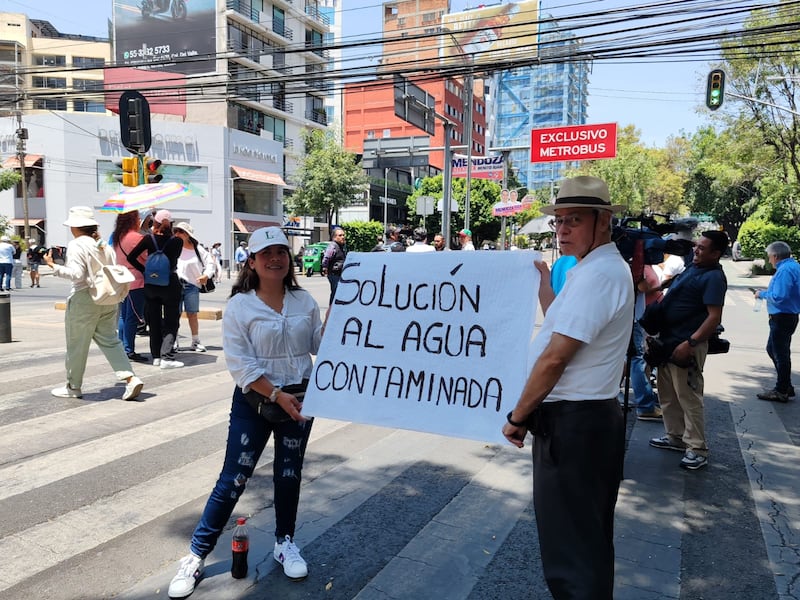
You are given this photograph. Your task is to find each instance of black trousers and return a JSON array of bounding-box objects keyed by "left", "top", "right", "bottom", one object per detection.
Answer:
[
  {"left": 532, "top": 399, "right": 624, "bottom": 600},
  {"left": 144, "top": 277, "right": 182, "bottom": 360}
]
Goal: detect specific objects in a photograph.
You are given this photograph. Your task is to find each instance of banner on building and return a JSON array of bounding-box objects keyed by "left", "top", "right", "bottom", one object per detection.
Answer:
[
  {"left": 442, "top": 1, "right": 540, "bottom": 66},
  {"left": 113, "top": 0, "right": 217, "bottom": 75},
  {"left": 530, "top": 123, "right": 618, "bottom": 163},
  {"left": 302, "top": 251, "right": 540, "bottom": 444},
  {"left": 452, "top": 154, "right": 504, "bottom": 180}
]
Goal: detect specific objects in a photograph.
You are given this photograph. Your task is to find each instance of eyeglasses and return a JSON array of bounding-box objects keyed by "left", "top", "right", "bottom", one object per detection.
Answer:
[{"left": 553, "top": 214, "right": 587, "bottom": 229}]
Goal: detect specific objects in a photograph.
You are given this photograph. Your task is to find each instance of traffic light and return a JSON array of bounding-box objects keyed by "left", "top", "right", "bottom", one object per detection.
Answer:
[
  {"left": 706, "top": 69, "right": 725, "bottom": 111},
  {"left": 144, "top": 157, "right": 163, "bottom": 184},
  {"left": 113, "top": 157, "right": 139, "bottom": 187},
  {"left": 119, "top": 91, "right": 151, "bottom": 154}
]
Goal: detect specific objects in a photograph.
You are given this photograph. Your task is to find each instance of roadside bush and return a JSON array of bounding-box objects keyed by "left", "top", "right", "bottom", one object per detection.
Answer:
[
  {"left": 737, "top": 220, "right": 800, "bottom": 266},
  {"left": 341, "top": 221, "right": 384, "bottom": 252}
]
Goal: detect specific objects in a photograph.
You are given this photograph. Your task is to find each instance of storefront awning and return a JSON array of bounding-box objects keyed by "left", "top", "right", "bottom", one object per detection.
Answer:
[
  {"left": 231, "top": 165, "right": 286, "bottom": 186},
  {"left": 3, "top": 154, "right": 43, "bottom": 169},
  {"left": 234, "top": 218, "right": 280, "bottom": 233}
]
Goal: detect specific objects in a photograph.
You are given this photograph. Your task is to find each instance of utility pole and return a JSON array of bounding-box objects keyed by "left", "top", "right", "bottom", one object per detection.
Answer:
[
  {"left": 463, "top": 72, "right": 474, "bottom": 231},
  {"left": 15, "top": 111, "right": 29, "bottom": 241}
]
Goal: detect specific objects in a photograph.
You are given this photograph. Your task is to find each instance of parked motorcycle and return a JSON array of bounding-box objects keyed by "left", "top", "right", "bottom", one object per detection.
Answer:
[{"left": 141, "top": 0, "right": 187, "bottom": 20}]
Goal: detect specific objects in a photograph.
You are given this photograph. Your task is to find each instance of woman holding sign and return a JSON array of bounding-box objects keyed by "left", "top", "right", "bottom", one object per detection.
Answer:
[{"left": 168, "top": 226, "right": 322, "bottom": 599}]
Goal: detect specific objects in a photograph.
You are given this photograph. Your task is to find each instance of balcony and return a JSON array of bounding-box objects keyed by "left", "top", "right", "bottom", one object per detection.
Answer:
[
  {"left": 273, "top": 22, "right": 293, "bottom": 40},
  {"left": 305, "top": 109, "right": 327, "bottom": 125},
  {"left": 226, "top": 0, "right": 259, "bottom": 22},
  {"left": 273, "top": 97, "right": 294, "bottom": 113},
  {"left": 304, "top": 3, "right": 331, "bottom": 26},
  {"left": 303, "top": 42, "right": 329, "bottom": 59}
]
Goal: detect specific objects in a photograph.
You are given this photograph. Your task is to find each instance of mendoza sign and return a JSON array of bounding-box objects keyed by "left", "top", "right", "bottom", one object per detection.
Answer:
[
  {"left": 303, "top": 251, "right": 540, "bottom": 444},
  {"left": 530, "top": 123, "right": 618, "bottom": 163}
]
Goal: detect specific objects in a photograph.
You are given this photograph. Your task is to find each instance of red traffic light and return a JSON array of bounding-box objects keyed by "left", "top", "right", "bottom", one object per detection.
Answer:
[{"left": 144, "top": 158, "right": 163, "bottom": 184}]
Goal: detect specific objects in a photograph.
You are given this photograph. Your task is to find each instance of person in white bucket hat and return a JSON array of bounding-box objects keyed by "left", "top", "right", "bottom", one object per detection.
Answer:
[{"left": 44, "top": 206, "right": 144, "bottom": 401}]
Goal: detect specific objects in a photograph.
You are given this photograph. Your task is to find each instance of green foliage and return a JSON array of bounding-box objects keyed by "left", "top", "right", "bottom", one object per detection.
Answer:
[
  {"left": 718, "top": 4, "right": 800, "bottom": 225},
  {"left": 341, "top": 221, "right": 384, "bottom": 252},
  {"left": 737, "top": 219, "right": 800, "bottom": 262},
  {"left": 0, "top": 169, "right": 21, "bottom": 192},
  {"left": 407, "top": 175, "right": 505, "bottom": 245},
  {"left": 288, "top": 129, "right": 369, "bottom": 224},
  {"left": 569, "top": 125, "right": 659, "bottom": 214}
]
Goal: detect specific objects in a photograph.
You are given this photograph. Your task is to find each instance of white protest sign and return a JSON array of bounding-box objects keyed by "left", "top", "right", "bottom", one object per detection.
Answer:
[{"left": 303, "top": 251, "right": 540, "bottom": 444}]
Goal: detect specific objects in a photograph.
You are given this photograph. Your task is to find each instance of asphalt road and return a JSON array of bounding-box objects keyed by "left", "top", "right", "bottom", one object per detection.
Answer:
[{"left": 0, "top": 256, "right": 796, "bottom": 600}]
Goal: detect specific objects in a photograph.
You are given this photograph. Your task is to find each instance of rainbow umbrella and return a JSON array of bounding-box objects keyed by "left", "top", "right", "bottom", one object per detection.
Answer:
[{"left": 99, "top": 182, "right": 191, "bottom": 213}]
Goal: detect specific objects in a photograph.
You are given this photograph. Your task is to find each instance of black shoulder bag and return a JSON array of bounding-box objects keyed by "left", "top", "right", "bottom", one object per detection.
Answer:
[
  {"left": 193, "top": 245, "right": 216, "bottom": 293},
  {"left": 243, "top": 380, "right": 309, "bottom": 423}
]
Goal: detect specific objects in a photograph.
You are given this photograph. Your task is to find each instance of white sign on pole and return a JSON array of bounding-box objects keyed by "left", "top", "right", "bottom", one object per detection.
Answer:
[
  {"left": 436, "top": 197, "right": 459, "bottom": 213},
  {"left": 416, "top": 195, "right": 435, "bottom": 216},
  {"left": 303, "top": 251, "right": 541, "bottom": 444}
]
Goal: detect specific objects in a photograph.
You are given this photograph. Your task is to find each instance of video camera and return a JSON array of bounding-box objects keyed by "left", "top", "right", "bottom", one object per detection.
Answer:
[{"left": 612, "top": 214, "right": 698, "bottom": 266}]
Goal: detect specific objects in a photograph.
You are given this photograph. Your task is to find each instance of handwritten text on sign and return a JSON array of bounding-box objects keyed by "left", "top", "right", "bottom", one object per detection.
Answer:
[{"left": 303, "top": 251, "right": 540, "bottom": 444}]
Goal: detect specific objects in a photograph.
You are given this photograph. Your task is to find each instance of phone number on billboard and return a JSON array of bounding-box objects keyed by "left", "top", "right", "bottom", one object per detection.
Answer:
[{"left": 124, "top": 45, "right": 171, "bottom": 59}]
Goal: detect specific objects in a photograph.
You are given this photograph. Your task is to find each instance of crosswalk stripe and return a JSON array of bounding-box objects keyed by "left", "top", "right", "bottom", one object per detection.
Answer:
[{"left": 0, "top": 417, "right": 349, "bottom": 593}]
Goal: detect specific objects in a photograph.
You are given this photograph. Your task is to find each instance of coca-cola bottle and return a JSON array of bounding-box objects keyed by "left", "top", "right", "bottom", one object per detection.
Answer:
[{"left": 231, "top": 517, "right": 249, "bottom": 579}]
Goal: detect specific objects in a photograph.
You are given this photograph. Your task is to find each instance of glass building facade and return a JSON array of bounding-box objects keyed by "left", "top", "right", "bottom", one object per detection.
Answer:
[{"left": 491, "top": 18, "right": 590, "bottom": 193}]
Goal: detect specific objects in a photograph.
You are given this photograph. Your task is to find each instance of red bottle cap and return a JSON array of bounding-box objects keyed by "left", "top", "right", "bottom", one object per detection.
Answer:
[{"left": 236, "top": 517, "right": 246, "bottom": 525}]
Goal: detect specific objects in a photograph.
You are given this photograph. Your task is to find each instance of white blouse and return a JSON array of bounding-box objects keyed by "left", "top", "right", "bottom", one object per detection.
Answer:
[{"left": 223, "top": 288, "right": 323, "bottom": 391}]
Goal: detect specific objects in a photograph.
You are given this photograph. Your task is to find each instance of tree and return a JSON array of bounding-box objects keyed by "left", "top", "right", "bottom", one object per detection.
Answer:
[
  {"left": 719, "top": 3, "right": 800, "bottom": 224},
  {"left": 287, "top": 129, "right": 369, "bottom": 225},
  {"left": 685, "top": 124, "right": 774, "bottom": 236},
  {"left": 570, "top": 125, "right": 658, "bottom": 214},
  {"left": 0, "top": 169, "right": 22, "bottom": 234}
]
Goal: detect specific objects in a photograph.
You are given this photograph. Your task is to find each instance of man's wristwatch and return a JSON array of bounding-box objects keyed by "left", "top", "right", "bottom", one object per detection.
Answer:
[
  {"left": 269, "top": 386, "right": 281, "bottom": 403},
  {"left": 688, "top": 337, "right": 699, "bottom": 348},
  {"left": 506, "top": 411, "right": 527, "bottom": 427}
]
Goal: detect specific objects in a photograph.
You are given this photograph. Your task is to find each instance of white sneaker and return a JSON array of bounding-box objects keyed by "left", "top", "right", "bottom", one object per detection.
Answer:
[
  {"left": 168, "top": 554, "right": 204, "bottom": 598},
  {"left": 191, "top": 341, "right": 206, "bottom": 352},
  {"left": 160, "top": 359, "right": 185, "bottom": 369},
  {"left": 153, "top": 358, "right": 161, "bottom": 367},
  {"left": 273, "top": 535, "right": 308, "bottom": 579},
  {"left": 51, "top": 384, "right": 82, "bottom": 398},
  {"left": 122, "top": 376, "right": 143, "bottom": 401}
]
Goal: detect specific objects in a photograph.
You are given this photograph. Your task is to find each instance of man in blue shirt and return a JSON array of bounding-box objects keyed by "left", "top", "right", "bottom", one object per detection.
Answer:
[{"left": 753, "top": 241, "right": 800, "bottom": 403}]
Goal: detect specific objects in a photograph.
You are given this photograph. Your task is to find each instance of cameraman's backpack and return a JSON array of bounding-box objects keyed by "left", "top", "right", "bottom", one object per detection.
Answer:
[{"left": 144, "top": 234, "right": 171, "bottom": 286}]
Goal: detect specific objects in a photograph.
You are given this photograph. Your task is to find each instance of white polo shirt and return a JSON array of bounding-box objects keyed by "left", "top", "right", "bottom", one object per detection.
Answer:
[{"left": 528, "top": 242, "right": 634, "bottom": 402}]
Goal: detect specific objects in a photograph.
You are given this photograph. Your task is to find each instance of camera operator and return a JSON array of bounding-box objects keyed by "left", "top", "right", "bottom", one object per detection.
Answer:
[{"left": 647, "top": 231, "right": 728, "bottom": 471}]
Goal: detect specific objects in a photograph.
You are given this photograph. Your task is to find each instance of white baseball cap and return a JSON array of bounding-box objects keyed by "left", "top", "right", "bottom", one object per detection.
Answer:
[{"left": 248, "top": 227, "right": 289, "bottom": 253}]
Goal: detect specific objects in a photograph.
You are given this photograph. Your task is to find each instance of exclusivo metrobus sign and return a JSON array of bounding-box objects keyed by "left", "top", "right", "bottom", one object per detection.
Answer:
[{"left": 530, "top": 123, "right": 618, "bottom": 163}]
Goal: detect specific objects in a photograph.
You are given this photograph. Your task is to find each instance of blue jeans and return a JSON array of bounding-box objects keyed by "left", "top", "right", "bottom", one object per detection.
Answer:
[
  {"left": 190, "top": 387, "right": 313, "bottom": 558},
  {"left": 767, "top": 313, "right": 798, "bottom": 394},
  {"left": 118, "top": 288, "right": 145, "bottom": 354},
  {"left": 0, "top": 263, "right": 11, "bottom": 290},
  {"left": 631, "top": 323, "right": 658, "bottom": 413}
]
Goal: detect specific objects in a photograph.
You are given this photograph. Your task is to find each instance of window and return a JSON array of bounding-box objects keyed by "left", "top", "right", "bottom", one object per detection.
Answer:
[
  {"left": 73, "top": 79, "right": 102, "bottom": 91},
  {"left": 34, "top": 54, "right": 65, "bottom": 67},
  {"left": 34, "top": 99, "right": 67, "bottom": 110},
  {"left": 33, "top": 76, "right": 66, "bottom": 89},
  {"left": 73, "top": 56, "right": 104, "bottom": 68},
  {"left": 74, "top": 99, "right": 105, "bottom": 112}
]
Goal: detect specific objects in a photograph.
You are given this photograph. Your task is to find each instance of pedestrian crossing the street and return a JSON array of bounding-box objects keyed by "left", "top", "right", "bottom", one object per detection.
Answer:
[{"left": 0, "top": 291, "right": 796, "bottom": 600}]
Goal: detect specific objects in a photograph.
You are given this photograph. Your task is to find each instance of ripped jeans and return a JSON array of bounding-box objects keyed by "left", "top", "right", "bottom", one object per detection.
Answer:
[{"left": 190, "top": 387, "right": 313, "bottom": 559}]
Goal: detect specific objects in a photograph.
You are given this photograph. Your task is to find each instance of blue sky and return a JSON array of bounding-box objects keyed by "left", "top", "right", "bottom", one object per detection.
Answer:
[{"left": 0, "top": 0, "right": 721, "bottom": 147}]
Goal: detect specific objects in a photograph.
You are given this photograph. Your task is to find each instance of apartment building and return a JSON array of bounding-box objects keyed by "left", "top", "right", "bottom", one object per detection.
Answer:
[{"left": 0, "top": 3, "right": 334, "bottom": 255}]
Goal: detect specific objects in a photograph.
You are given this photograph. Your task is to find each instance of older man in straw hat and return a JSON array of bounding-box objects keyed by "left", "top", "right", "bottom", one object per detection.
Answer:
[{"left": 502, "top": 175, "right": 633, "bottom": 599}]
